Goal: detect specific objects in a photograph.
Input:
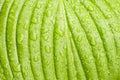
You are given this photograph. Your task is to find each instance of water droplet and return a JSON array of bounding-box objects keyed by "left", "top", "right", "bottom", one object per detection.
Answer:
[
  {"left": 30, "top": 32, "right": 37, "bottom": 41},
  {"left": 45, "top": 46, "right": 51, "bottom": 53},
  {"left": 81, "top": 18, "right": 85, "bottom": 22},
  {"left": 36, "top": 4, "right": 41, "bottom": 8},
  {"left": 14, "top": 64, "right": 21, "bottom": 72},
  {"left": 43, "top": 36, "right": 49, "bottom": 41},
  {"left": 32, "top": 17, "right": 38, "bottom": 23},
  {"left": 77, "top": 36, "right": 82, "bottom": 42},
  {"left": 91, "top": 39, "right": 96, "bottom": 46},
  {"left": 33, "top": 56, "right": 39, "bottom": 62},
  {"left": 24, "top": 23, "right": 28, "bottom": 30},
  {"left": 60, "top": 51, "right": 64, "bottom": 57},
  {"left": 107, "top": 14, "right": 112, "bottom": 18},
  {"left": 17, "top": 34, "right": 24, "bottom": 44},
  {"left": 88, "top": 6, "right": 94, "bottom": 11},
  {"left": 42, "top": 28, "right": 49, "bottom": 34},
  {"left": 24, "top": 66, "right": 28, "bottom": 70}
]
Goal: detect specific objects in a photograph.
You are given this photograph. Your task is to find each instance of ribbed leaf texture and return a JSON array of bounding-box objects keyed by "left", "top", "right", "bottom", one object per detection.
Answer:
[{"left": 0, "top": 0, "right": 120, "bottom": 80}]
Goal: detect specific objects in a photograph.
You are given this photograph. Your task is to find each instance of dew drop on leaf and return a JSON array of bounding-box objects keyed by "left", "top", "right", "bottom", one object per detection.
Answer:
[
  {"left": 107, "top": 14, "right": 112, "bottom": 18},
  {"left": 23, "top": 23, "right": 28, "bottom": 30},
  {"left": 91, "top": 39, "right": 96, "bottom": 46},
  {"left": 32, "top": 17, "right": 38, "bottom": 24},
  {"left": 30, "top": 32, "right": 37, "bottom": 41},
  {"left": 14, "top": 64, "right": 21, "bottom": 72},
  {"left": 42, "top": 28, "right": 49, "bottom": 34},
  {"left": 43, "top": 36, "right": 49, "bottom": 41},
  {"left": 46, "top": 61, "right": 50, "bottom": 65},
  {"left": 17, "top": 34, "right": 24, "bottom": 44},
  {"left": 77, "top": 36, "right": 82, "bottom": 42},
  {"left": 81, "top": 18, "right": 85, "bottom": 22},
  {"left": 45, "top": 46, "right": 51, "bottom": 53},
  {"left": 60, "top": 51, "right": 64, "bottom": 57},
  {"left": 88, "top": 6, "right": 94, "bottom": 11},
  {"left": 33, "top": 56, "right": 39, "bottom": 62}
]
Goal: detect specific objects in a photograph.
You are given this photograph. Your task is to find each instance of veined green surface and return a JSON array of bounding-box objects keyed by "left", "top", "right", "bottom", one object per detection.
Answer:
[
  {"left": 16, "top": 0, "right": 37, "bottom": 79},
  {"left": 54, "top": 1, "right": 68, "bottom": 80},
  {"left": 68, "top": 1, "right": 109, "bottom": 79},
  {"left": 6, "top": 0, "right": 26, "bottom": 80},
  {"left": 0, "top": 0, "right": 120, "bottom": 80},
  {"left": 81, "top": 0, "right": 118, "bottom": 79},
  {"left": 0, "top": 0, "right": 14, "bottom": 79},
  {"left": 89, "top": 0, "right": 120, "bottom": 79},
  {"left": 64, "top": 1, "right": 98, "bottom": 80},
  {"left": 29, "top": 0, "right": 48, "bottom": 80},
  {"left": 40, "top": 0, "right": 58, "bottom": 80}
]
